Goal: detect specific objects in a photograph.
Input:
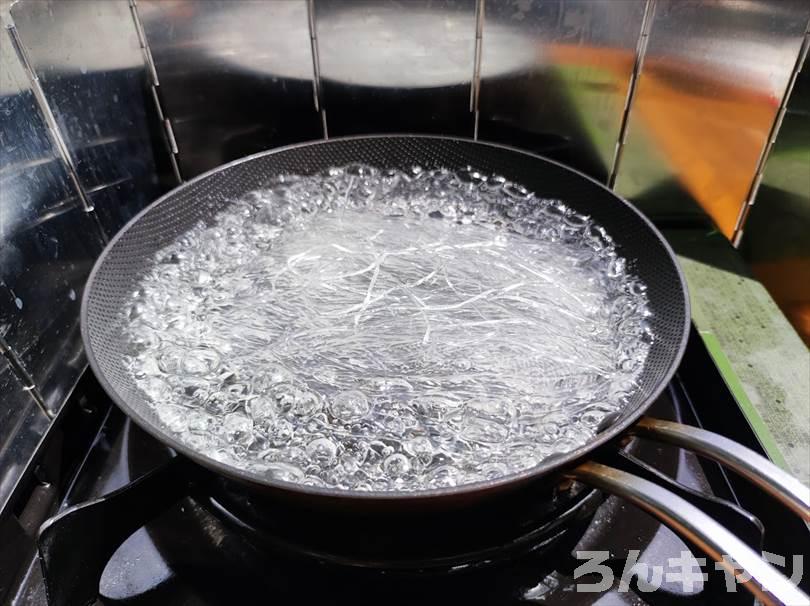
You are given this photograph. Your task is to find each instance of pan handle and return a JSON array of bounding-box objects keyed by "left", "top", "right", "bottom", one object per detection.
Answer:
[
  {"left": 567, "top": 462, "right": 809, "bottom": 606},
  {"left": 631, "top": 417, "right": 810, "bottom": 521}
]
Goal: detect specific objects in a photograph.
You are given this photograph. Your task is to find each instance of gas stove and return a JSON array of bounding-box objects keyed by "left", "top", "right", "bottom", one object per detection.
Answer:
[{"left": 3, "top": 327, "right": 808, "bottom": 605}]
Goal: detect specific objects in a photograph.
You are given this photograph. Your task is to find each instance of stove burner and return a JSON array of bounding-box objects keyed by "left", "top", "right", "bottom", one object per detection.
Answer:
[
  {"left": 206, "top": 483, "right": 603, "bottom": 570},
  {"left": 102, "top": 493, "right": 596, "bottom": 605}
]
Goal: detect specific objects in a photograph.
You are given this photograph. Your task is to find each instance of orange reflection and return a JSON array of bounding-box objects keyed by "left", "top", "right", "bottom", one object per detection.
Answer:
[
  {"left": 547, "top": 45, "right": 635, "bottom": 76},
  {"left": 752, "top": 258, "right": 810, "bottom": 347},
  {"left": 549, "top": 44, "right": 777, "bottom": 238},
  {"left": 631, "top": 56, "right": 777, "bottom": 238}
]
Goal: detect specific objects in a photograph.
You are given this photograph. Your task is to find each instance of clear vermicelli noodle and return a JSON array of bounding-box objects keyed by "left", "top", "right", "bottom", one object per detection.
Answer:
[{"left": 122, "top": 165, "right": 653, "bottom": 491}]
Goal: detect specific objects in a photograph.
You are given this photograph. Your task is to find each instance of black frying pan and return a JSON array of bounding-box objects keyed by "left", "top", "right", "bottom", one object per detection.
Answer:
[{"left": 78, "top": 136, "right": 809, "bottom": 605}]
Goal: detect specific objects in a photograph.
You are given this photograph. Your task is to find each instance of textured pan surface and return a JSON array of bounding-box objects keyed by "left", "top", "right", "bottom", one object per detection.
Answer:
[{"left": 82, "top": 135, "right": 690, "bottom": 502}]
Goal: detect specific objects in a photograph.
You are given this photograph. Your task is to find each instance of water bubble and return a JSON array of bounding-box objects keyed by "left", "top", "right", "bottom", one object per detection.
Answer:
[
  {"left": 157, "top": 348, "right": 184, "bottom": 374},
  {"left": 265, "top": 462, "right": 305, "bottom": 483},
  {"left": 503, "top": 182, "right": 530, "bottom": 200},
  {"left": 340, "top": 440, "right": 371, "bottom": 472},
  {"left": 466, "top": 398, "right": 515, "bottom": 425},
  {"left": 329, "top": 390, "right": 370, "bottom": 422},
  {"left": 579, "top": 408, "right": 608, "bottom": 428},
  {"left": 182, "top": 348, "right": 221, "bottom": 374},
  {"left": 184, "top": 432, "right": 210, "bottom": 451},
  {"left": 247, "top": 396, "right": 277, "bottom": 422},
  {"left": 307, "top": 437, "right": 339, "bottom": 468},
  {"left": 349, "top": 419, "right": 377, "bottom": 436},
  {"left": 264, "top": 417, "right": 294, "bottom": 447},
  {"left": 428, "top": 465, "right": 462, "bottom": 488},
  {"left": 211, "top": 448, "right": 237, "bottom": 464},
  {"left": 505, "top": 444, "right": 545, "bottom": 471},
  {"left": 480, "top": 462, "right": 509, "bottom": 480},
  {"left": 383, "top": 453, "right": 411, "bottom": 477},
  {"left": 290, "top": 389, "right": 322, "bottom": 417},
  {"left": 312, "top": 367, "right": 339, "bottom": 385},
  {"left": 157, "top": 405, "right": 189, "bottom": 432},
  {"left": 204, "top": 393, "right": 240, "bottom": 416},
  {"left": 129, "top": 302, "right": 146, "bottom": 320},
  {"left": 403, "top": 436, "right": 434, "bottom": 459},
  {"left": 413, "top": 396, "right": 462, "bottom": 421},
  {"left": 607, "top": 257, "right": 626, "bottom": 278},
  {"left": 460, "top": 412, "right": 510, "bottom": 444},
  {"left": 564, "top": 212, "right": 590, "bottom": 228},
  {"left": 454, "top": 358, "right": 472, "bottom": 371},
  {"left": 140, "top": 376, "right": 172, "bottom": 401},
  {"left": 551, "top": 437, "right": 579, "bottom": 454},
  {"left": 373, "top": 378, "right": 414, "bottom": 393},
  {"left": 186, "top": 410, "right": 214, "bottom": 433},
  {"left": 181, "top": 378, "right": 211, "bottom": 401},
  {"left": 221, "top": 413, "right": 254, "bottom": 446},
  {"left": 271, "top": 383, "right": 298, "bottom": 413}
]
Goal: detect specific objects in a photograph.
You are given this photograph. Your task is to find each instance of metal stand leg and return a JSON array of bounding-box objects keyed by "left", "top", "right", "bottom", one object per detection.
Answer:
[
  {"left": 37, "top": 456, "right": 197, "bottom": 606},
  {"left": 606, "top": 450, "right": 763, "bottom": 605}
]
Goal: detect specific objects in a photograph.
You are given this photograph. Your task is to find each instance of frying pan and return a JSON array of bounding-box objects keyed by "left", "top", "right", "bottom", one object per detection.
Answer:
[{"left": 79, "top": 136, "right": 809, "bottom": 605}]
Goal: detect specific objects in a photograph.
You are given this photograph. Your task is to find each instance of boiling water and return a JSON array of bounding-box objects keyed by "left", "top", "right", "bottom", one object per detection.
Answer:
[{"left": 123, "top": 165, "right": 653, "bottom": 491}]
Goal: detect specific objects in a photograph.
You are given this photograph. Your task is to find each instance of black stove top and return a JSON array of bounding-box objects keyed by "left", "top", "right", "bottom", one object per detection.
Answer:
[{"left": 4, "top": 328, "right": 808, "bottom": 605}]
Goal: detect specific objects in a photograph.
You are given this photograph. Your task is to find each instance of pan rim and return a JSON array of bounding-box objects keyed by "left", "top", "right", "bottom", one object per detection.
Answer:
[{"left": 81, "top": 133, "right": 692, "bottom": 501}]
